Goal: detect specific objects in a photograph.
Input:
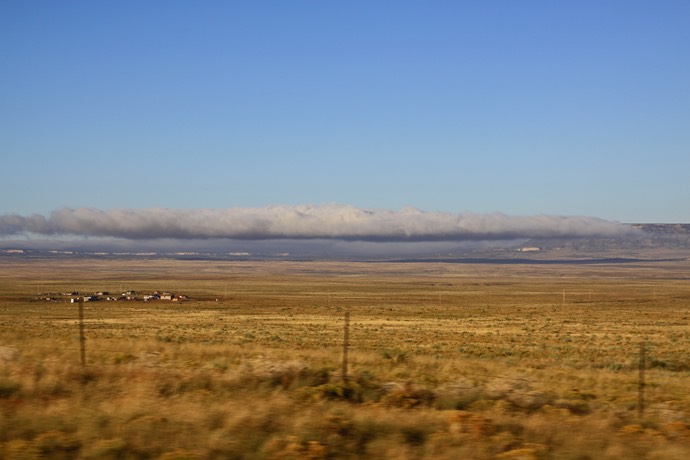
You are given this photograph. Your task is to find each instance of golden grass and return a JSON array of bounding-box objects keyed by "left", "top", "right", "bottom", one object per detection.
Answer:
[{"left": 0, "top": 257, "right": 689, "bottom": 458}]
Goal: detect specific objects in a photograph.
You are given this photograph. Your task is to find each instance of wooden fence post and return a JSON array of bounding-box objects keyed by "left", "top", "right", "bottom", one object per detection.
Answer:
[
  {"left": 638, "top": 342, "right": 646, "bottom": 418},
  {"left": 342, "top": 309, "right": 351, "bottom": 383},
  {"left": 78, "top": 300, "right": 86, "bottom": 367}
]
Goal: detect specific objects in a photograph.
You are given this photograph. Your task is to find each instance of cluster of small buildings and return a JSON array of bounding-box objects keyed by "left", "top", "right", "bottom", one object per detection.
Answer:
[
  {"left": 64, "top": 290, "right": 188, "bottom": 303},
  {"left": 143, "top": 291, "right": 189, "bottom": 302}
]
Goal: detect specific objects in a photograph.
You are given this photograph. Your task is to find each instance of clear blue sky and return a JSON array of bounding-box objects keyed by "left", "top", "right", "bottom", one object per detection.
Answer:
[{"left": 2, "top": 1, "right": 689, "bottom": 222}]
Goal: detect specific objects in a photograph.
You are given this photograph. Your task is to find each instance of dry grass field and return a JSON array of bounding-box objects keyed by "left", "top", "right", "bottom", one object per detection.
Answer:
[{"left": 0, "top": 256, "right": 689, "bottom": 459}]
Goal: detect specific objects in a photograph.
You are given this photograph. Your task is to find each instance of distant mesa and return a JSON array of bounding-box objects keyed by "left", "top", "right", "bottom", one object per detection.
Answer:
[{"left": 2, "top": 223, "right": 689, "bottom": 260}]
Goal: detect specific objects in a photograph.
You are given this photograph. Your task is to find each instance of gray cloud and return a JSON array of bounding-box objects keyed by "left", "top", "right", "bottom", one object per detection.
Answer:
[{"left": 0, "top": 205, "right": 635, "bottom": 242}]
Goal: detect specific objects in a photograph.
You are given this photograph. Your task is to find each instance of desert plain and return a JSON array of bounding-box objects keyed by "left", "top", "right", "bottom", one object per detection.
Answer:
[{"left": 0, "top": 254, "right": 689, "bottom": 459}]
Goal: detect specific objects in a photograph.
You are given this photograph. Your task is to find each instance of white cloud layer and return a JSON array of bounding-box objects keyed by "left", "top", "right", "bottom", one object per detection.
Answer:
[{"left": 0, "top": 204, "right": 634, "bottom": 242}]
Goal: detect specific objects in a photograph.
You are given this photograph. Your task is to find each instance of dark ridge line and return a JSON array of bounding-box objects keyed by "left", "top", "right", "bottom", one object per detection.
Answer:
[{"left": 375, "top": 257, "right": 687, "bottom": 265}]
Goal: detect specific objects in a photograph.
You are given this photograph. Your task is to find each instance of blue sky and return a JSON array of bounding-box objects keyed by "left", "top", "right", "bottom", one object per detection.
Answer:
[{"left": 2, "top": 1, "right": 689, "bottom": 223}]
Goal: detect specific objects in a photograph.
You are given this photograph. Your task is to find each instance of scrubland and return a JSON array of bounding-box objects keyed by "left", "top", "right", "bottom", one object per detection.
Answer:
[{"left": 0, "top": 257, "right": 689, "bottom": 459}]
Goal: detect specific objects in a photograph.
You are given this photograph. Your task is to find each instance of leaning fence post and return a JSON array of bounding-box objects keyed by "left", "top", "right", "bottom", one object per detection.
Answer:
[
  {"left": 342, "top": 309, "right": 351, "bottom": 383},
  {"left": 78, "top": 300, "right": 86, "bottom": 367}
]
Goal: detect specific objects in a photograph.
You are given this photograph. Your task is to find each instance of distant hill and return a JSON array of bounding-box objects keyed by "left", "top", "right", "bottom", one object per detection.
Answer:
[
  {"left": 522, "top": 223, "right": 690, "bottom": 253},
  {"left": 1, "top": 223, "right": 689, "bottom": 261},
  {"left": 630, "top": 223, "right": 690, "bottom": 235}
]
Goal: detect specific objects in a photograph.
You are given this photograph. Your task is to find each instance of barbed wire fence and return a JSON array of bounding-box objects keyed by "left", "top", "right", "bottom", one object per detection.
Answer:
[{"left": 2, "top": 294, "right": 683, "bottom": 421}]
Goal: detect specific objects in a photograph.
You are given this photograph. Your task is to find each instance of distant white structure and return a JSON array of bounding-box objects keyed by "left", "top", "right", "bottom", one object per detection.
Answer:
[{"left": 518, "top": 247, "right": 542, "bottom": 252}]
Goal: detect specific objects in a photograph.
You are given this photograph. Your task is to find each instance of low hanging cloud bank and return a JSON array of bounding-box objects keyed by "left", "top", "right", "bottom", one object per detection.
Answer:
[{"left": 0, "top": 205, "right": 634, "bottom": 242}]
